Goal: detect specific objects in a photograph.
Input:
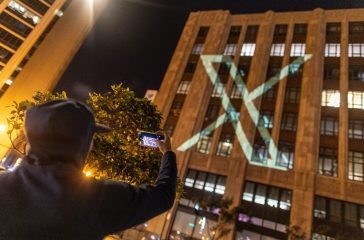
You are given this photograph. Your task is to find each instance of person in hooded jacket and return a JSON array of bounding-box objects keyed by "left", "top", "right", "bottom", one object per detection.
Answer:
[{"left": 0, "top": 99, "right": 177, "bottom": 240}]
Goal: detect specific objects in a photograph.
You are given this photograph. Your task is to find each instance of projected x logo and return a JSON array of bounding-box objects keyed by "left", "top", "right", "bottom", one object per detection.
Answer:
[{"left": 177, "top": 54, "right": 312, "bottom": 171}]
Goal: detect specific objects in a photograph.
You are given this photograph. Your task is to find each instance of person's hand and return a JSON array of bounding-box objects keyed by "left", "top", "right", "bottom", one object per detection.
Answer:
[{"left": 156, "top": 131, "right": 171, "bottom": 154}]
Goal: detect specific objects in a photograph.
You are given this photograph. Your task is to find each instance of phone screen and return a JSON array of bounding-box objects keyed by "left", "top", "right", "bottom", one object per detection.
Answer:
[{"left": 138, "top": 132, "right": 164, "bottom": 148}]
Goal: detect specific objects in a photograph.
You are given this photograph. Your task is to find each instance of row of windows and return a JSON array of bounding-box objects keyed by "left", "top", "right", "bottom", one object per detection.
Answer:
[
  {"left": 8, "top": 0, "right": 40, "bottom": 25},
  {"left": 325, "top": 43, "right": 364, "bottom": 57},
  {"left": 313, "top": 196, "right": 364, "bottom": 239},
  {"left": 321, "top": 90, "right": 364, "bottom": 109},
  {"left": 184, "top": 169, "right": 226, "bottom": 196},
  {"left": 0, "top": 27, "right": 23, "bottom": 50},
  {"left": 0, "top": 11, "right": 32, "bottom": 37},
  {"left": 252, "top": 142, "right": 294, "bottom": 169},
  {"left": 19, "top": 0, "right": 49, "bottom": 15}
]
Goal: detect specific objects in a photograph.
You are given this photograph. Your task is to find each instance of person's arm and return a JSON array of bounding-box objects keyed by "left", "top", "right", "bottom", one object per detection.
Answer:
[{"left": 98, "top": 133, "right": 177, "bottom": 235}]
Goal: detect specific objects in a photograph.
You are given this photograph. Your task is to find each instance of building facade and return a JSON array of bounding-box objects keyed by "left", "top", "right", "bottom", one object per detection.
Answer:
[
  {"left": 0, "top": 0, "right": 108, "bottom": 158},
  {"left": 150, "top": 8, "right": 364, "bottom": 240}
]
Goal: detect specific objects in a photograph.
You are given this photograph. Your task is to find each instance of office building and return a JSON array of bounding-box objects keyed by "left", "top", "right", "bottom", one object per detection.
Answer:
[
  {"left": 0, "top": 0, "right": 108, "bottom": 157},
  {"left": 150, "top": 8, "right": 364, "bottom": 240}
]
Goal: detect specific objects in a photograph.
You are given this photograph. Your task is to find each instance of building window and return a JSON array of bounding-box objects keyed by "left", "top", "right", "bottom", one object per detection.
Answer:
[
  {"left": 196, "top": 136, "right": 212, "bottom": 154},
  {"left": 258, "top": 111, "right": 273, "bottom": 129},
  {"left": 212, "top": 83, "right": 225, "bottom": 97},
  {"left": 294, "top": 24, "right": 307, "bottom": 35},
  {"left": 277, "top": 142, "right": 294, "bottom": 169},
  {"left": 241, "top": 43, "right": 256, "bottom": 56},
  {"left": 218, "top": 63, "right": 230, "bottom": 76},
  {"left": 177, "top": 81, "right": 191, "bottom": 94},
  {"left": 281, "top": 113, "right": 297, "bottom": 131},
  {"left": 185, "top": 61, "right": 197, "bottom": 73},
  {"left": 183, "top": 169, "right": 226, "bottom": 196},
  {"left": 192, "top": 43, "right": 203, "bottom": 55},
  {"left": 348, "top": 119, "right": 364, "bottom": 139},
  {"left": 0, "top": 28, "right": 23, "bottom": 50},
  {"left": 262, "top": 88, "right": 276, "bottom": 102},
  {"left": 197, "top": 27, "right": 209, "bottom": 38},
  {"left": 267, "top": 66, "right": 280, "bottom": 79},
  {"left": 16, "top": 0, "right": 49, "bottom": 15},
  {"left": 230, "top": 83, "right": 243, "bottom": 99},
  {"left": 228, "top": 26, "right": 241, "bottom": 39},
  {"left": 164, "top": 125, "right": 175, "bottom": 137},
  {"left": 348, "top": 43, "right": 364, "bottom": 57},
  {"left": 7, "top": 0, "right": 41, "bottom": 25},
  {"left": 349, "top": 22, "right": 364, "bottom": 35},
  {"left": 0, "top": 46, "right": 13, "bottom": 64},
  {"left": 318, "top": 148, "right": 338, "bottom": 177},
  {"left": 205, "top": 104, "right": 219, "bottom": 121},
  {"left": 224, "top": 44, "right": 237, "bottom": 56},
  {"left": 348, "top": 91, "right": 364, "bottom": 109},
  {"left": 274, "top": 24, "right": 288, "bottom": 36},
  {"left": 270, "top": 43, "right": 285, "bottom": 56},
  {"left": 348, "top": 151, "right": 364, "bottom": 182},
  {"left": 320, "top": 117, "right": 339, "bottom": 136},
  {"left": 0, "top": 12, "right": 32, "bottom": 37},
  {"left": 252, "top": 143, "right": 268, "bottom": 165},
  {"left": 170, "top": 100, "right": 183, "bottom": 117},
  {"left": 326, "top": 23, "right": 341, "bottom": 35},
  {"left": 216, "top": 133, "right": 233, "bottom": 157},
  {"left": 239, "top": 182, "right": 292, "bottom": 238},
  {"left": 349, "top": 65, "right": 364, "bottom": 81},
  {"left": 321, "top": 90, "right": 340, "bottom": 107},
  {"left": 325, "top": 43, "right": 340, "bottom": 57},
  {"left": 324, "top": 64, "right": 340, "bottom": 81},
  {"left": 313, "top": 196, "right": 364, "bottom": 239},
  {"left": 285, "top": 87, "right": 300, "bottom": 104},
  {"left": 290, "top": 43, "right": 306, "bottom": 56}
]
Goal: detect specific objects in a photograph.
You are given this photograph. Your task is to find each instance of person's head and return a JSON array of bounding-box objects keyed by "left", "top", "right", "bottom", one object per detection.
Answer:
[{"left": 24, "top": 99, "right": 110, "bottom": 167}]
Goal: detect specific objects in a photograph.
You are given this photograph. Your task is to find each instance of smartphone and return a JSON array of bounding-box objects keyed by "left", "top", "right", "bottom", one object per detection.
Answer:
[{"left": 138, "top": 131, "right": 165, "bottom": 148}]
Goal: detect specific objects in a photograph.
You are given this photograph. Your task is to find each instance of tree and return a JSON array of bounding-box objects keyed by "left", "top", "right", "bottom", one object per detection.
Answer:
[{"left": 6, "top": 84, "right": 165, "bottom": 186}]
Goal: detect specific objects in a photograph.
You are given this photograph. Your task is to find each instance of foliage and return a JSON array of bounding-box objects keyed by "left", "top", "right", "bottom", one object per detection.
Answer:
[{"left": 6, "top": 84, "right": 171, "bottom": 187}]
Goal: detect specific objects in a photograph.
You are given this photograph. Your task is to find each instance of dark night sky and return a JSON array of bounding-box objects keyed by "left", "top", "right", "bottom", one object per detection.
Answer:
[{"left": 54, "top": 0, "right": 364, "bottom": 99}]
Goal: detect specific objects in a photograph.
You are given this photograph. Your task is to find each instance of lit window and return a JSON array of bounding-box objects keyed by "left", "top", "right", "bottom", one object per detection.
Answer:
[
  {"left": 223, "top": 44, "right": 237, "bottom": 56},
  {"left": 290, "top": 43, "right": 306, "bottom": 56},
  {"left": 321, "top": 90, "right": 340, "bottom": 107},
  {"left": 184, "top": 170, "right": 196, "bottom": 187},
  {"left": 243, "top": 182, "right": 254, "bottom": 202},
  {"left": 254, "top": 185, "right": 267, "bottom": 205},
  {"left": 348, "top": 91, "right": 364, "bottom": 109},
  {"left": 191, "top": 43, "right": 203, "bottom": 55},
  {"left": 5, "top": 79, "right": 12, "bottom": 85},
  {"left": 216, "top": 133, "right": 233, "bottom": 157},
  {"left": 348, "top": 151, "right": 364, "bottom": 182},
  {"left": 215, "top": 176, "right": 226, "bottom": 195},
  {"left": 277, "top": 142, "right": 294, "bottom": 169},
  {"left": 348, "top": 119, "right": 364, "bottom": 139},
  {"left": 194, "top": 172, "right": 206, "bottom": 190},
  {"left": 241, "top": 43, "right": 256, "bottom": 56},
  {"left": 325, "top": 43, "right": 340, "bottom": 57},
  {"left": 318, "top": 148, "right": 338, "bottom": 177},
  {"left": 211, "top": 83, "right": 225, "bottom": 97},
  {"left": 270, "top": 43, "right": 285, "bottom": 56},
  {"left": 196, "top": 136, "right": 212, "bottom": 154},
  {"left": 252, "top": 143, "right": 268, "bottom": 165},
  {"left": 204, "top": 174, "right": 216, "bottom": 192},
  {"left": 348, "top": 43, "right": 364, "bottom": 57},
  {"left": 177, "top": 81, "right": 191, "bottom": 94},
  {"left": 8, "top": 1, "right": 40, "bottom": 25}
]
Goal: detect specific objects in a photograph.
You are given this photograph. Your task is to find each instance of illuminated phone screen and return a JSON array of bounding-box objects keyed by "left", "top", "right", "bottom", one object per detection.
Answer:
[{"left": 138, "top": 132, "right": 164, "bottom": 148}]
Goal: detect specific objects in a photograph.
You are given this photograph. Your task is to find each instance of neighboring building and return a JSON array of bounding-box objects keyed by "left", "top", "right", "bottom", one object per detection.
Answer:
[
  {"left": 0, "top": 0, "right": 108, "bottom": 158},
  {"left": 149, "top": 8, "right": 364, "bottom": 240},
  {"left": 145, "top": 89, "right": 158, "bottom": 102}
]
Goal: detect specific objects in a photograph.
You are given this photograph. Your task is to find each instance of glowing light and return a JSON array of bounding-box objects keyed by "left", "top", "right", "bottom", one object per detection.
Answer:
[
  {"left": 0, "top": 125, "right": 6, "bottom": 133},
  {"left": 5, "top": 79, "right": 12, "bottom": 85},
  {"left": 84, "top": 171, "right": 92, "bottom": 177},
  {"left": 177, "top": 54, "right": 312, "bottom": 171},
  {"left": 55, "top": 9, "right": 63, "bottom": 17}
]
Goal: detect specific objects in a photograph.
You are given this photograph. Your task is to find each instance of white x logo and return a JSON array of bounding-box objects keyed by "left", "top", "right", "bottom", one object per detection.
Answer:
[{"left": 177, "top": 54, "right": 312, "bottom": 171}]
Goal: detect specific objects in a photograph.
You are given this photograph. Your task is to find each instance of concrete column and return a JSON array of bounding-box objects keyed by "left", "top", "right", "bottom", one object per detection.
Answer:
[
  {"left": 289, "top": 9, "right": 325, "bottom": 237},
  {"left": 339, "top": 16, "right": 349, "bottom": 196}
]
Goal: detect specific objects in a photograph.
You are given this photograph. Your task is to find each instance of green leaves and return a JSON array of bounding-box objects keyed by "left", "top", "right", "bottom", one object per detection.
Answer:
[{"left": 6, "top": 84, "right": 165, "bottom": 187}]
